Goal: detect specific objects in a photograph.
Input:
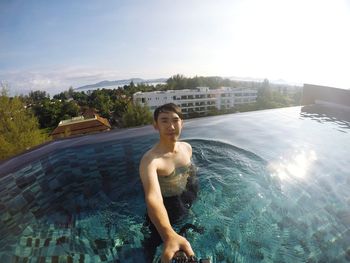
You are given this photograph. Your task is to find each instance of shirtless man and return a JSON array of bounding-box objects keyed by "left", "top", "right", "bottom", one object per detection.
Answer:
[{"left": 140, "top": 103, "right": 197, "bottom": 262}]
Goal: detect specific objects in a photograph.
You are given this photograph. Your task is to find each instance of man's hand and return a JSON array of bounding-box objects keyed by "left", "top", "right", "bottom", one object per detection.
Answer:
[{"left": 161, "top": 232, "right": 194, "bottom": 263}]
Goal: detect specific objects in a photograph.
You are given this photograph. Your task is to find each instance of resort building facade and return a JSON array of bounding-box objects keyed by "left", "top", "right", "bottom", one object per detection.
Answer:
[{"left": 133, "top": 87, "right": 258, "bottom": 117}]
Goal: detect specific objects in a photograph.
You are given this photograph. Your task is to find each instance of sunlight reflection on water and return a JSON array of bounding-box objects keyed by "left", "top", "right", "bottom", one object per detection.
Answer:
[{"left": 268, "top": 149, "right": 318, "bottom": 182}]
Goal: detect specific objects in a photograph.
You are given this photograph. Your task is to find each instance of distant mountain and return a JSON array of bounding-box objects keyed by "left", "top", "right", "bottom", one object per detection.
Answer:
[{"left": 75, "top": 78, "right": 167, "bottom": 91}]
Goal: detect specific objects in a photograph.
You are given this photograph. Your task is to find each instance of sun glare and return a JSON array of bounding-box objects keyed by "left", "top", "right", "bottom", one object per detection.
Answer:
[{"left": 268, "top": 149, "right": 318, "bottom": 182}]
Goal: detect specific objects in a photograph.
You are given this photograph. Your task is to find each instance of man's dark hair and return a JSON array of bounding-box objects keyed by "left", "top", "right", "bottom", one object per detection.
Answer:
[{"left": 154, "top": 103, "right": 183, "bottom": 121}]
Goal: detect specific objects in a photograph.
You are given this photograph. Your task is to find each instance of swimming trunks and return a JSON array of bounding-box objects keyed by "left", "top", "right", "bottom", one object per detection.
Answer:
[{"left": 158, "top": 163, "right": 196, "bottom": 197}]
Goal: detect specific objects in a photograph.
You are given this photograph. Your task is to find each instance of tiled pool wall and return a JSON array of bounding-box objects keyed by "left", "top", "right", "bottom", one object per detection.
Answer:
[{"left": 0, "top": 135, "right": 159, "bottom": 262}]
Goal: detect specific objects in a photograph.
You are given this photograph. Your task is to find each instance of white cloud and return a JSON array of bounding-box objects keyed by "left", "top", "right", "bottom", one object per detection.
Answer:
[{"left": 0, "top": 67, "right": 130, "bottom": 96}]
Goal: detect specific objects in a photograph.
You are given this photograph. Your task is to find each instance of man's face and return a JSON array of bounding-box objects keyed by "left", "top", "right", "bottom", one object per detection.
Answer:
[{"left": 154, "top": 111, "right": 183, "bottom": 141}]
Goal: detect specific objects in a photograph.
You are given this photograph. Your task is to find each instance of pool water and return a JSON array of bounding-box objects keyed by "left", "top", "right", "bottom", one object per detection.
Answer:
[{"left": 0, "top": 105, "right": 350, "bottom": 262}]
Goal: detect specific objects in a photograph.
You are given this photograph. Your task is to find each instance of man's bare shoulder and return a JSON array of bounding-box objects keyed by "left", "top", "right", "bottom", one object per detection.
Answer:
[
  {"left": 141, "top": 148, "right": 154, "bottom": 163},
  {"left": 140, "top": 146, "right": 159, "bottom": 168},
  {"left": 180, "top": 141, "right": 192, "bottom": 154}
]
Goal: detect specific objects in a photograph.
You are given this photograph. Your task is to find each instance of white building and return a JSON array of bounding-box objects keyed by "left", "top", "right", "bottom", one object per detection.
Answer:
[{"left": 133, "top": 87, "right": 258, "bottom": 117}]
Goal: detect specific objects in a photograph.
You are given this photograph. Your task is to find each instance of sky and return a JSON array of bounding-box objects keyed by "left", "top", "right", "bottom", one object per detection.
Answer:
[{"left": 1, "top": 0, "right": 350, "bottom": 95}]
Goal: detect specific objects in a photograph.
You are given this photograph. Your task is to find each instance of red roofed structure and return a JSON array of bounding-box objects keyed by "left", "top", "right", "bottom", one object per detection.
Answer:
[{"left": 51, "top": 114, "right": 111, "bottom": 139}]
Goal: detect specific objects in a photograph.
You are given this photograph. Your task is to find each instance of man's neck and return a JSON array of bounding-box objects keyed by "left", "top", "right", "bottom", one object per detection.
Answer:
[{"left": 157, "top": 139, "right": 177, "bottom": 154}]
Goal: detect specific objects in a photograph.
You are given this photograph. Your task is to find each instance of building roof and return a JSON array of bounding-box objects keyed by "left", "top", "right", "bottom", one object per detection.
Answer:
[{"left": 51, "top": 114, "right": 111, "bottom": 139}]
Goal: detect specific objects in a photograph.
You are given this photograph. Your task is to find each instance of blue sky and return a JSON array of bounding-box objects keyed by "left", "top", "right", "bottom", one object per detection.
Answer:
[{"left": 1, "top": 0, "right": 350, "bottom": 95}]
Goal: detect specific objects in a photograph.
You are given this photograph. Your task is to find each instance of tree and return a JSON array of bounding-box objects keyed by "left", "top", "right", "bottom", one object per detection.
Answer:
[
  {"left": 165, "top": 75, "right": 238, "bottom": 90},
  {"left": 88, "top": 89, "right": 113, "bottom": 119},
  {"left": 32, "top": 99, "right": 62, "bottom": 129},
  {"left": 166, "top": 74, "right": 187, "bottom": 90},
  {"left": 0, "top": 87, "right": 49, "bottom": 160},
  {"left": 27, "top": 90, "right": 50, "bottom": 104},
  {"left": 122, "top": 102, "right": 153, "bottom": 127},
  {"left": 53, "top": 86, "right": 75, "bottom": 101},
  {"left": 256, "top": 79, "right": 273, "bottom": 109},
  {"left": 31, "top": 99, "right": 81, "bottom": 129},
  {"left": 67, "top": 86, "right": 74, "bottom": 98},
  {"left": 61, "top": 100, "right": 80, "bottom": 118},
  {"left": 72, "top": 91, "right": 88, "bottom": 106}
]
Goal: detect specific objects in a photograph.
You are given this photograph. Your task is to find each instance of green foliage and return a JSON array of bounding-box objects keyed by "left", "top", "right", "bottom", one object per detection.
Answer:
[
  {"left": 27, "top": 90, "right": 50, "bottom": 104},
  {"left": 0, "top": 88, "right": 49, "bottom": 160},
  {"left": 292, "top": 91, "right": 302, "bottom": 105},
  {"left": 17, "top": 76, "right": 302, "bottom": 133},
  {"left": 166, "top": 74, "right": 237, "bottom": 90},
  {"left": 167, "top": 74, "right": 188, "bottom": 89},
  {"left": 31, "top": 99, "right": 80, "bottom": 129},
  {"left": 122, "top": 102, "right": 153, "bottom": 128},
  {"left": 112, "top": 96, "right": 129, "bottom": 118},
  {"left": 27, "top": 87, "right": 134, "bottom": 129},
  {"left": 256, "top": 83, "right": 302, "bottom": 110},
  {"left": 88, "top": 89, "right": 113, "bottom": 118},
  {"left": 72, "top": 91, "right": 88, "bottom": 106},
  {"left": 61, "top": 100, "right": 80, "bottom": 121},
  {"left": 53, "top": 87, "right": 75, "bottom": 100},
  {"left": 123, "top": 83, "right": 156, "bottom": 97}
]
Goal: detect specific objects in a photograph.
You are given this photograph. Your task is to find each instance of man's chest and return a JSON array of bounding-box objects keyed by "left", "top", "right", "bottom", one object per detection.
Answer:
[{"left": 156, "top": 154, "right": 191, "bottom": 176}]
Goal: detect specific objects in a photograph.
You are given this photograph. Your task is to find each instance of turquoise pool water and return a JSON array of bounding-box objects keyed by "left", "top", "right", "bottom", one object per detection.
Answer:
[{"left": 0, "top": 104, "right": 349, "bottom": 262}]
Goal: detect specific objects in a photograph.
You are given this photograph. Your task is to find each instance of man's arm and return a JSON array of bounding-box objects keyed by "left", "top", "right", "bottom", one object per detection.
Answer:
[{"left": 139, "top": 156, "right": 194, "bottom": 262}]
